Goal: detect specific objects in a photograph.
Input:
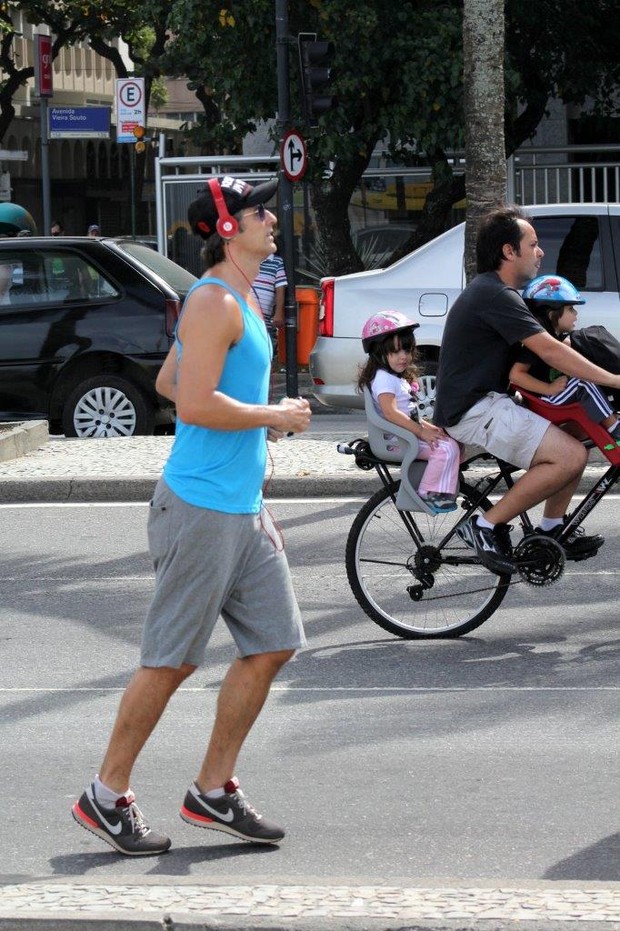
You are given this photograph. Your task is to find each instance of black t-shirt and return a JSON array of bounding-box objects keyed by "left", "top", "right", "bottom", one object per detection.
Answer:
[
  {"left": 514, "top": 343, "right": 553, "bottom": 386},
  {"left": 434, "top": 271, "right": 543, "bottom": 426}
]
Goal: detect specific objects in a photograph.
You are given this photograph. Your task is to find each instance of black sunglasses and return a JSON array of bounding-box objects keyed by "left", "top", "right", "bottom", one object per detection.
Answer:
[{"left": 245, "top": 204, "right": 266, "bottom": 221}]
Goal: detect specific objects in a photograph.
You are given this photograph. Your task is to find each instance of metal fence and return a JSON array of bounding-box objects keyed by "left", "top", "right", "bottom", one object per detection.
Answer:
[
  {"left": 154, "top": 139, "right": 620, "bottom": 277},
  {"left": 509, "top": 143, "right": 620, "bottom": 205}
]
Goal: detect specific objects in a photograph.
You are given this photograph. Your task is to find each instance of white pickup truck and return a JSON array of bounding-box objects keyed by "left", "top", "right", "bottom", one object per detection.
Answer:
[{"left": 309, "top": 203, "right": 620, "bottom": 414}]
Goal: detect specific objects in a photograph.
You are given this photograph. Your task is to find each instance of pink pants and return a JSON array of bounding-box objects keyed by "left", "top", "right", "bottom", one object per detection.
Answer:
[{"left": 416, "top": 437, "right": 461, "bottom": 497}]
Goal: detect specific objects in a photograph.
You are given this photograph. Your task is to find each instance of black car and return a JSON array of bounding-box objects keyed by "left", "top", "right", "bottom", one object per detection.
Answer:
[{"left": 0, "top": 237, "right": 197, "bottom": 437}]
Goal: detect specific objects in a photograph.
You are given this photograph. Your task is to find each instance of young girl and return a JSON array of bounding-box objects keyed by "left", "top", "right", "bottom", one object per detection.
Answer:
[
  {"left": 509, "top": 274, "right": 620, "bottom": 445},
  {"left": 359, "top": 311, "right": 460, "bottom": 512}
]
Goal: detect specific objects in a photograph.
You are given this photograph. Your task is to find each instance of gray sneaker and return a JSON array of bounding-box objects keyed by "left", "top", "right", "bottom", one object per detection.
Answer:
[
  {"left": 180, "top": 777, "right": 284, "bottom": 844},
  {"left": 72, "top": 783, "right": 171, "bottom": 856}
]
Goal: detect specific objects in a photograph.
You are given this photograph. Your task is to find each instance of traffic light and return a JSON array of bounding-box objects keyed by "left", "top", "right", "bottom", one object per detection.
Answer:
[
  {"left": 133, "top": 124, "right": 146, "bottom": 153},
  {"left": 299, "top": 35, "right": 336, "bottom": 127}
]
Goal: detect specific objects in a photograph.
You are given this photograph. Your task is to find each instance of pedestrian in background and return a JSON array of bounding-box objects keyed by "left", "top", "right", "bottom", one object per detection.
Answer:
[
  {"left": 50, "top": 220, "right": 64, "bottom": 236},
  {"left": 87, "top": 224, "right": 100, "bottom": 237},
  {"left": 252, "top": 247, "right": 287, "bottom": 353},
  {"left": 71, "top": 174, "right": 311, "bottom": 857}
]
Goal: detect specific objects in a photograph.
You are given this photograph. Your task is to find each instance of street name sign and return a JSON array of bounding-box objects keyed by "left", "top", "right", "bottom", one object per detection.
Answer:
[{"left": 48, "top": 107, "right": 110, "bottom": 139}]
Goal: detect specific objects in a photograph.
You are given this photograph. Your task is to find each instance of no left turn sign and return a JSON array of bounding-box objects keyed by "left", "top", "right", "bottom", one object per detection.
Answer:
[{"left": 280, "top": 130, "right": 307, "bottom": 182}]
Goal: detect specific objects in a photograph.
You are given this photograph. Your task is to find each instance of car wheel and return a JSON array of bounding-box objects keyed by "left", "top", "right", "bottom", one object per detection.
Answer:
[
  {"left": 416, "top": 362, "right": 437, "bottom": 420},
  {"left": 62, "top": 375, "right": 155, "bottom": 438}
]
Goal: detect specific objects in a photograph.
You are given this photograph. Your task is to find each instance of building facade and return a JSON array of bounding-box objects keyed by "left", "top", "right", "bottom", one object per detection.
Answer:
[{"left": 1, "top": 16, "right": 195, "bottom": 236}]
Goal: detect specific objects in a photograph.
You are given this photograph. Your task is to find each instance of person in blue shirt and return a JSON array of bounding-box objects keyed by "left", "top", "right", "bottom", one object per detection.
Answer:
[{"left": 72, "top": 175, "right": 311, "bottom": 857}]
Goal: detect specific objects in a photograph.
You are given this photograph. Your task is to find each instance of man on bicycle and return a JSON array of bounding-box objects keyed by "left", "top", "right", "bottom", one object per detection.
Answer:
[{"left": 434, "top": 205, "right": 620, "bottom": 575}]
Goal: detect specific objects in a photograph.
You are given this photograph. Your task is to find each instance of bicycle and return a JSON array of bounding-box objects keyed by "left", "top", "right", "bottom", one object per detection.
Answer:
[{"left": 337, "top": 387, "right": 620, "bottom": 640}]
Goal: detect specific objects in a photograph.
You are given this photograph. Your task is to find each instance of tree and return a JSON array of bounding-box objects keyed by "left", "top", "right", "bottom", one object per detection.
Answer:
[
  {"left": 2, "top": 1, "right": 618, "bottom": 269},
  {"left": 164, "top": 0, "right": 619, "bottom": 276},
  {"left": 0, "top": 2, "right": 171, "bottom": 209},
  {"left": 463, "top": 0, "right": 506, "bottom": 282},
  {"left": 0, "top": 1, "right": 89, "bottom": 143}
]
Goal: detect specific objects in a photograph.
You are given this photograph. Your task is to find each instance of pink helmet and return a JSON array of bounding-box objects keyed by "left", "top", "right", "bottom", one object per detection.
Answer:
[{"left": 361, "top": 311, "right": 419, "bottom": 353}]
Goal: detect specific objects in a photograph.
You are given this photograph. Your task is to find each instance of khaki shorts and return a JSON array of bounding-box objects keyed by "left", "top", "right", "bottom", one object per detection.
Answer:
[{"left": 444, "top": 392, "right": 550, "bottom": 470}]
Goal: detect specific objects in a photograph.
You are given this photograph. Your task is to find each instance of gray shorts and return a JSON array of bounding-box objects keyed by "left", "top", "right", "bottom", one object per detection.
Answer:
[
  {"left": 140, "top": 479, "right": 306, "bottom": 668},
  {"left": 444, "top": 392, "right": 550, "bottom": 470}
]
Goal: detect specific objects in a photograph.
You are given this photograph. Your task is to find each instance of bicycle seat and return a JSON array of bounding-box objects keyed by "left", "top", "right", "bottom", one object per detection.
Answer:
[
  {"left": 512, "top": 385, "right": 620, "bottom": 465},
  {"left": 363, "top": 386, "right": 436, "bottom": 513}
]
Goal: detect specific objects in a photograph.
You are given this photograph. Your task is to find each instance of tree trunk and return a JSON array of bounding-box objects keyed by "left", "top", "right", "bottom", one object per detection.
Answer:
[
  {"left": 463, "top": 0, "right": 507, "bottom": 282},
  {"left": 309, "top": 148, "right": 375, "bottom": 278}
]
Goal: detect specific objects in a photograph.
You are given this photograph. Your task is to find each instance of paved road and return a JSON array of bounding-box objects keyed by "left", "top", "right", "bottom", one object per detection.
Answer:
[{"left": 1, "top": 498, "right": 618, "bottom": 929}]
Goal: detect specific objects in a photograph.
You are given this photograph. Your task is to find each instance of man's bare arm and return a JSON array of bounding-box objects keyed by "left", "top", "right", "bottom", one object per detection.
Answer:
[
  {"left": 176, "top": 286, "right": 311, "bottom": 435},
  {"left": 155, "top": 343, "right": 178, "bottom": 402},
  {"left": 523, "top": 331, "right": 620, "bottom": 390}
]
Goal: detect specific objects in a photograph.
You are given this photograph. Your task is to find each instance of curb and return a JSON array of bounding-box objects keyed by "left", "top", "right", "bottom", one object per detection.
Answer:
[
  {"left": 0, "top": 473, "right": 379, "bottom": 504},
  {"left": 0, "top": 420, "right": 48, "bottom": 463},
  {"left": 0, "top": 879, "right": 618, "bottom": 931},
  {"left": 0, "top": 467, "right": 611, "bottom": 504}
]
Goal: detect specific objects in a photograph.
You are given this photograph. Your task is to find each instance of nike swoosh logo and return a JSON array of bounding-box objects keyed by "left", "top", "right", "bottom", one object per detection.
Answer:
[
  {"left": 194, "top": 795, "right": 235, "bottom": 823},
  {"left": 87, "top": 792, "right": 123, "bottom": 835}
]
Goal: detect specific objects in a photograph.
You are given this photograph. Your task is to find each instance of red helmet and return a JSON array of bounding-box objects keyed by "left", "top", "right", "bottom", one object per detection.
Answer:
[{"left": 361, "top": 311, "right": 419, "bottom": 353}]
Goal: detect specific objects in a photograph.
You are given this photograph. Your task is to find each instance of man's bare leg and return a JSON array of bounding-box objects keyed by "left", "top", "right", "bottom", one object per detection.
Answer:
[
  {"left": 195, "top": 649, "right": 294, "bottom": 792},
  {"left": 99, "top": 664, "right": 195, "bottom": 793},
  {"left": 485, "top": 425, "right": 587, "bottom": 526}
]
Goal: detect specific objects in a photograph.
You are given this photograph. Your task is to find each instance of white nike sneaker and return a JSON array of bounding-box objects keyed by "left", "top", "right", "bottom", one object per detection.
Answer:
[
  {"left": 72, "top": 783, "right": 171, "bottom": 856},
  {"left": 180, "top": 777, "right": 284, "bottom": 843}
]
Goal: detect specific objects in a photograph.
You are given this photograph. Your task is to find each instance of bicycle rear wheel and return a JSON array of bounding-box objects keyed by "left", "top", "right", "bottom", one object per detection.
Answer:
[{"left": 346, "top": 478, "right": 510, "bottom": 639}]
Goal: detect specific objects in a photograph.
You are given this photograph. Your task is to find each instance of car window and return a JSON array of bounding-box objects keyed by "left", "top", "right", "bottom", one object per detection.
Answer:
[
  {"left": 114, "top": 240, "right": 197, "bottom": 294},
  {"left": 0, "top": 249, "right": 120, "bottom": 306},
  {"left": 45, "top": 253, "right": 120, "bottom": 302},
  {"left": 0, "top": 251, "right": 45, "bottom": 305},
  {"left": 535, "top": 215, "right": 603, "bottom": 291}
]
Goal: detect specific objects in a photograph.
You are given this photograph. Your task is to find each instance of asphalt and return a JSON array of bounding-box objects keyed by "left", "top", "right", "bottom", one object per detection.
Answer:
[{"left": 1, "top": 382, "right": 618, "bottom": 929}]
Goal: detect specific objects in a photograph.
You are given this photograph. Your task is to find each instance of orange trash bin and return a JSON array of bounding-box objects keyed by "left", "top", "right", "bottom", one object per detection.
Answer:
[{"left": 278, "top": 286, "right": 320, "bottom": 366}]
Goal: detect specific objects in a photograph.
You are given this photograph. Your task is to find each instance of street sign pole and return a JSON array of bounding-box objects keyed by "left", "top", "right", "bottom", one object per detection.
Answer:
[
  {"left": 275, "top": 0, "right": 298, "bottom": 398},
  {"left": 115, "top": 78, "right": 145, "bottom": 240},
  {"left": 34, "top": 34, "right": 53, "bottom": 235},
  {"left": 130, "top": 145, "right": 136, "bottom": 238},
  {"left": 40, "top": 97, "right": 51, "bottom": 235}
]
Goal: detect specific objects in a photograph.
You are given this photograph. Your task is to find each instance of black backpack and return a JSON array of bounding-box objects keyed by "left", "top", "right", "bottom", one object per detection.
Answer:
[{"left": 569, "top": 325, "right": 620, "bottom": 406}]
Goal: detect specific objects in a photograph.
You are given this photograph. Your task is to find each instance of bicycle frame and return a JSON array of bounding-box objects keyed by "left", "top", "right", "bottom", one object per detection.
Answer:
[
  {"left": 471, "top": 452, "right": 620, "bottom": 542},
  {"left": 342, "top": 438, "right": 618, "bottom": 566}
]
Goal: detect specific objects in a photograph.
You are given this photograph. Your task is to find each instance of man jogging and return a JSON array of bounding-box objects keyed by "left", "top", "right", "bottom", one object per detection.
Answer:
[{"left": 72, "top": 175, "right": 311, "bottom": 855}]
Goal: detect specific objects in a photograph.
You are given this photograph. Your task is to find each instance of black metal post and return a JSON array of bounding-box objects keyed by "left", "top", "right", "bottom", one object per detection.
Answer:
[
  {"left": 275, "top": 0, "right": 298, "bottom": 397},
  {"left": 130, "top": 145, "right": 136, "bottom": 238}
]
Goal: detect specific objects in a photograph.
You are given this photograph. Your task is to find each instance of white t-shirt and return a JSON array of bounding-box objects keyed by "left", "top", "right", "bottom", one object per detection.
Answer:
[{"left": 370, "top": 369, "right": 415, "bottom": 417}]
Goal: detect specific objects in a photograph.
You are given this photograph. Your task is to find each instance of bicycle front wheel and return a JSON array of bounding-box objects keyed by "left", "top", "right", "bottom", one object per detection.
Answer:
[{"left": 346, "top": 479, "right": 511, "bottom": 639}]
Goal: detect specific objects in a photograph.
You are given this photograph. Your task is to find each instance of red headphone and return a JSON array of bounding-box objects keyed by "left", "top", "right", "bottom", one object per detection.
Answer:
[{"left": 207, "top": 178, "right": 239, "bottom": 239}]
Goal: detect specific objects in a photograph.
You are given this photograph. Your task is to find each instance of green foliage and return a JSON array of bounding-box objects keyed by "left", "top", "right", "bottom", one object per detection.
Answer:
[
  {"left": 1, "top": 0, "right": 618, "bottom": 269},
  {"left": 150, "top": 76, "right": 169, "bottom": 111}
]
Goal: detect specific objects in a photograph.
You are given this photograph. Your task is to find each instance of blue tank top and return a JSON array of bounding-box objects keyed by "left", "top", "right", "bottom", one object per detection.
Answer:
[{"left": 163, "top": 276, "right": 272, "bottom": 513}]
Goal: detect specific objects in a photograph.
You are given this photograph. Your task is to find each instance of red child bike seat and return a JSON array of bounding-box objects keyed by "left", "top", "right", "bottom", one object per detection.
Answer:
[{"left": 512, "top": 386, "right": 620, "bottom": 466}]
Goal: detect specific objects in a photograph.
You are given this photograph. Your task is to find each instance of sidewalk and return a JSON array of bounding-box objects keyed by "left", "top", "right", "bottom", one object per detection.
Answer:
[
  {"left": 0, "top": 417, "right": 612, "bottom": 503},
  {"left": 0, "top": 417, "right": 381, "bottom": 502},
  {"left": 1, "top": 879, "right": 618, "bottom": 929}
]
